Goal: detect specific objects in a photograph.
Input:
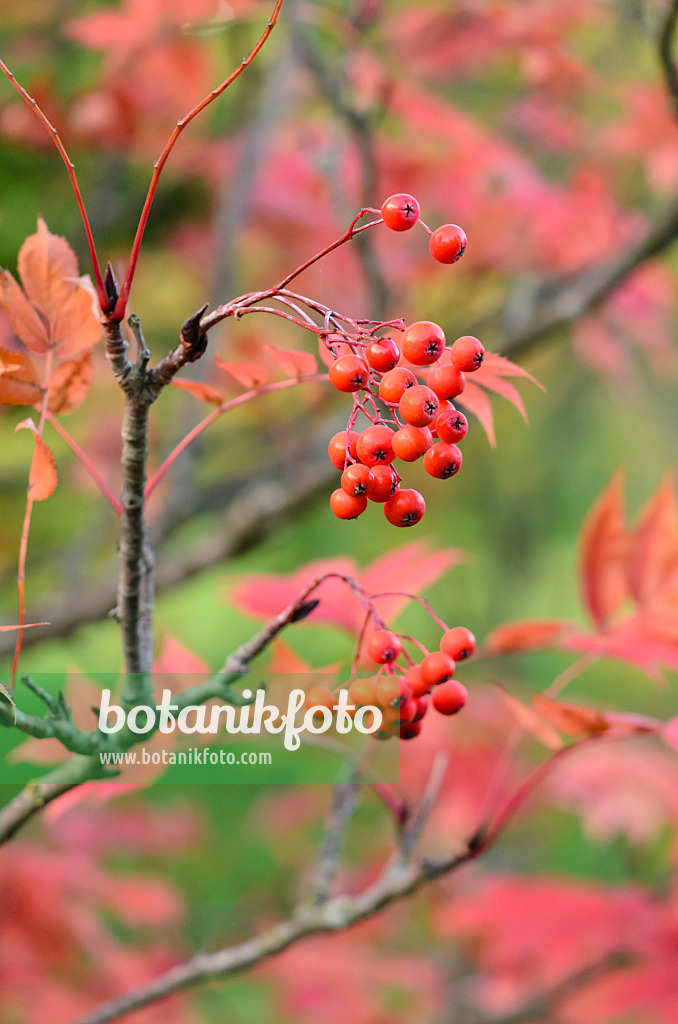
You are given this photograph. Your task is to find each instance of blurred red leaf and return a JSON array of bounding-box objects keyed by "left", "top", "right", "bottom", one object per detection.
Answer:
[
  {"left": 493, "top": 684, "right": 563, "bottom": 749},
  {"left": 457, "top": 380, "right": 496, "bottom": 446},
  {"left": 579, "top": 471, "right": 629, "bottom": 628},
  {"left": 629, "top": 472, "right": 678, "bottom": 606},
  {"left": 216, "top": 355, "right": 270, "bottom": 388},
  {"left": 0, "top": 348, "right": 42, "bottom": 406},
  {"left": 170, "top": 378, "right": 224, "bottom": 405},
  {"left": 15, "top": 419, "right": 58, "bottom": 501},
  {"left": 485, "top": 618, "right": 575, "bottom": 653},
  {"left": 532, "top": 694, "right": 610, "bottom": 737},
  {"left": 0, "top": 270, "right": 49, "bottom": 353},
  {"left": 262, "top": 344, "right": 317, "bottom": 378}
]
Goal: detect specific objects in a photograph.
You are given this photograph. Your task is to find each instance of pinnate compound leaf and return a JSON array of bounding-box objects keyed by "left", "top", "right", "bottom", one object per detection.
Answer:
[
  {"left": 262, "top": 344, "right": 318, "bottom": 378},
  {"left": 171, "top": 378, "right": 224, "bottom": 405},
  {"left": 579, "top": 471, "right": 629, "bottom": 628},
  {"left": 48, "top": 351, "right": 94, "bottom": 414},
  {"left": 0, "top": 348, "right": 43, "bottom": 406},
  {"left": 15, "top": 418, "right": 58, "bottom": 501},
  {"left": 216, "top": 356, "right": 270, "bottom": 388}
]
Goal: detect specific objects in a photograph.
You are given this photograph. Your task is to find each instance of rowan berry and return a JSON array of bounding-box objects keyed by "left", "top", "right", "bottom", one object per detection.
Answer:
[
  {"left": 348, "top": 678, "right": 378, "bottom": 707},
  {"left": 328, "top": 430, "right": 359, "bottom": 469},
  {"left": 366, "top": 465, "right": 398, "bottom": 502},
  {"left": 427, "top": 364, "right": 466, "bottom": 400},
  {"left": 431, "top": 680, "right": 468, "bottom": 715},
  {"left": 365, "top": 336, "right": 400, "bottom": 373},
  {"left": 429, "top": 224, "right": 467, "bottom": 264},
  {"left": 329, "top": 488, "right": 367, "bottom": 520},
  {"left": 384, "top": 488, "right": 426, "bottom": 527},
  {"left": 400, "top": 720, "right": 422, "bottom": 740},
  {"left": 376, "top": 676, "right": 411, "bottom": 707},
  {"left": 378, "top": 367, "right": 417, "bottom": 404},
  {"left": 356, "top": 424, "right": 396, "bottom": 466},
  {"left": 398, "top": 699, "right": 417, "bottom": 724},
  {"left": 412, "top": 695, "right": 429, "bottom": 722},
  {"left": 450, "top": 335, "right": 484, "bottom": 372},
  {"left": 423, "top": 442, "right": 463, "bottom": 479},
  {"left": 304, "top": 686, "right": 336, "bottom": 712},
  {"left": 421, "top": 650, "right": 456, "bottom": 686},
  {"left": 402, "top": 664, "right": 430, "bottom": 698},
  {"left": 402, "top": 321, "right": 446, "bottom": 365},
  {"left": 399, "top": 384, "right": 439, "bottom": 427},
  {"left": 392, "top": 424, "right": 433, "bottom": 462},
  {"left": 367, "top": 629, "right": 402, "bottom": 664},
  {"left": 381, "top": 193, "right": 421, "bottom": 232},
  {"left": 340, "top": 463, "right": 374, "bottom": 497},
  {"left": 329, "top": 354, "right": 370, "bottom": 393},
  {"left": 435, "top": 407, "right": 468, "bottom": 444},
  {"left": 440, "top": 626, "right": 476, "bottom": 661}
]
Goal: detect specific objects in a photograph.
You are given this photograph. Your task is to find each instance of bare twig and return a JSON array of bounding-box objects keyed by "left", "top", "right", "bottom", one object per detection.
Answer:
[
  {"left": 302, "top": 783, "right": 361, "bottom": 906},
  {"left": 659, "top": 0, "right": 678, "bottom": 115}
]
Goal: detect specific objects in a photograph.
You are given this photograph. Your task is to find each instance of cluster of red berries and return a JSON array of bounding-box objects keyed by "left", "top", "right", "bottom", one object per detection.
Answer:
[
  {"left": 303, "top": 623, "right": 476, "bottom": 742},
  {"left": 326, "top": 195, "right": 482, "bottom": 528}
]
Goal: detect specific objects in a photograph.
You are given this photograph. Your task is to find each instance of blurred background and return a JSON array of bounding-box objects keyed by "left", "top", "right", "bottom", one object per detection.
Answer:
[{"left": 1, "top": 1, "right": 677, "bottom": 1022}]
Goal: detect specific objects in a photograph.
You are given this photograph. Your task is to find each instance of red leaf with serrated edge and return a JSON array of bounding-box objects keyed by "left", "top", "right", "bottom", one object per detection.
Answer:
[
  {"left": 472, "top": 370, "right": 529, "bottom": 421},
  {"left": 0, "top": 270, "right": 49, "bottom": 353},
  {"left": 171, "top": 378, "right": 224, "bottom": 405},
  {"left": 18, "top": 216, "right": 79, "bottom": 324},
  {"left": 48, "top": 351, "right": 94, "bottom": 414},
  {"left": 263, "top": 344, "right": 317, "bottom": 378},
  {"left": 492, "top": 684, "right": 563, "bottom": 749},
  {"left": 532, "top": 694, "right": 610, "bottom": 737},
  {"left": 0, "top": 348, "right": 42, "bottom": 406},
  {"left": 629, "top": 472, "right": 678, "bottom": 605},
  {"left": 215, "top": 356, "right": 270, "bottom": 388},
  {"left": 485, "top": 618, "right": 575, "bottom": 653},
  {"left": 52, "top": 283, "right": 102, "bottom": 359},
  {"left": 579, "top": 472, "right": 630, "bottom": 628},
  {"left": 15, "top": 419, "right": 58, "bottom": 501},
  {"left": 456, "top": 380, "right": 496, "bottom": 446},
  {"left": 477, "top": 352, "right": 544, "bottom": 388}
]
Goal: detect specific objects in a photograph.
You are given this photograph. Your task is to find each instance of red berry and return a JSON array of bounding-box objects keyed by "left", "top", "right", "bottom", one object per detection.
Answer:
[
  {"left": 356, "top": 424, "right": 396, "bottom": 467},
  {"left": 402, "top": 664, "right": 430, "bottom": 698},
  {"left": 376, "top": 676, "right": 411, "bottom": 708},
  {"left": 348, "top": 678, "right": 378, "bottom": 707},
  {"left": 384, "top": 488, "right": 426, "bottom": 527},
  {"left": 440, "top": 626, "right": 476, "bottom": 661},
  {"left": 427, "top": 363, "right": 466, "bottom": 400},
  {"left": 431, "top": 680, "right": 468, "bottom": 715},
  {"left": 399, "top": 720, "right": 422, "bottom": 740},
  {"left": 366, "top": 465, "right": 399, "bottom": 502},
  {"left": 340, "top": 463, "right": 374, "bottom": 496},
  {"left": 402, "top": 321, "right": 446, "bottom": 365},
  {"left": 381, "top": 193, "right": 421, "bottom": 232},
  {"left": 398, "top": 698, "right": 417, "bottom": 724},
  {"left": 450, "top": 335, "right": 484, "bottom": 372},
  {"left": 421, "top": 651, "right": 456, "bottom": 686},
  {"left": 399, "top": 384, "right": 439, "bottom": 427},
  {"left": 329, "top": 354, "right": 370, "bottom": 393},
  {"left": 429, "top": 224, "right": 467, "bottom": 264},
  {"left": 423, "top": 442, "right": 463, "bottom": 479},
  {"left": 392, "top": 424, "right": 433, "bottom": 462},
  {"left": 367, "top": 629, "right": 402, "bottom": 664},
  {"left": 365, "top": 336, "right": 400, "bottom": 373},
  {"left": 378, "top": 367, "right": 417, "bottom": 404},
  {"left": 304, "top": 686, "right": 336, "bottom": 712},
  {"left": 412, "top": 695, "right": 429, "bottom": 722},
  {"left": 435, "top": 408, "right": 468, "bottom": 444},
  {"left": 328, "top": 430, "right": 359, "bottom": 469},
  {"left": 329, "top": 488, "right": 367, "bottom": 520}
]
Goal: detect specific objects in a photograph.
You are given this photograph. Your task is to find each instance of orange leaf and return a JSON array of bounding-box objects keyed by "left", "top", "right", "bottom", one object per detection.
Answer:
[
  {"left": 171, "top": 378, "right": 224, "bottom": 405},
  {"left": 263, "top": 344, "right": 317, "bottom": 378},
  {"left": 0, "top": 269, "right": 49, "bottom": 353},
  {"left": 0, "top": 348, "right": 43, "bottom": 406},
  {"left": 457, "top": 380, "right": 496, "bottom": 446},
  {"left": 48, "top": 351, "right": 94, "bottom": 414},
  {"left": 579, "top": 472, "right": 630, "bottom": 628},
  {"left": 52, "top": 284, "right": 102, "bottom": 359},
  {"left": 628, "top": 472, "right": 678, "bottom": 606},
  {"left": 0, "top": 622, "right": 49, "bottom": 631},
  {"left": 532, "top": 694, "right": 610, "bottom": 737},
  {"left": 18, "top": 216, "right": 78, "bottom": 323},
  {"left": 493, "top": 684, "right": 563, "bottom": 749},
  {"left": 485, "top": 618, "right": 574, "bottom": 654},
  {"left": 216, "top": 356, "right": 270, "bottom": 388},
  {"left": 478, "top": 352, "right": 544, "bottom": 389},
  {"left": 15, "top": 418, "right": 58, "bottom": 501}
]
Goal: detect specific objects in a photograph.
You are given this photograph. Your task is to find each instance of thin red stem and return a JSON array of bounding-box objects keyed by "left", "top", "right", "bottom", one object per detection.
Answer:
[
  {"left": 0, "top": 59, "right": 107, "bottom": 309},
  {"left": 113, "top": 0, "right": 285, "bottom": 320},
  {"left": 273, "top": 217, "right": 383, "bottom": 293},
  {"left": 44, "top": 411, "right": 122, "bottom": 515}
]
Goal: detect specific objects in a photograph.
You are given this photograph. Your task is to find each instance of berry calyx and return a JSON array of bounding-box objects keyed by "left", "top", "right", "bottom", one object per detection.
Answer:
[
  {"left": 328, "top": 430, "right": 360, "bottom": 469},
  {"left": 429, "top": 224, "right": 467, "bottom": 264},
  {"left": 367, "top": 629, "right": 402, "bottom": 664},
  {"left": 330, "top": 488, "right": 367, "bottom": 520},
  {"left": 435, "top": 407, "right": 468, "bottom": 444},
  {"left": 365, "top": 336, "right": 400, "bottom": 373},
  {"left": 421, "top": 650, "right": 456, "bottom": 686},
  {"left": 402, "top": 321, "right": 446, "bottom": 366},
  {"left": 381, "top": 193, "right": 421, "bottom": 231},
  {"left": 340, "top": 463, "right": 374, "bottom": 496},
  {"left": 356, "top": 424, "right": 396, "bottom": 467},
  {"left": 329, "top": 354, "right": 370, "bottom": 393},
  {"left": 423, "top": 442, "right": 463, "bottom": 479},
  {"left": 366, "top": 465, "right": 399, "bottom": 502},
  {"left": 392, "top": 424, "right": 434, "bottom": 462},
  {"left": 431, "top": 680, "right": 468, "bottom": 715},
  {"left": 450, "top": 335, "right": 484, "bottom": 372},
  {"left": 399, "top": 384, "right": 440, "bottom": 427},
  {"left": 379, "top": 367, "right": 417, "bottom": 404},
  {"left": 440, "top": 626, "right": 476, "bottom": 661},
  {"left": 427, "top": 364, "right": 466, "bottom": 400},
  {"left": 384, "top": 488, "right": 426, "bottom": 527}
]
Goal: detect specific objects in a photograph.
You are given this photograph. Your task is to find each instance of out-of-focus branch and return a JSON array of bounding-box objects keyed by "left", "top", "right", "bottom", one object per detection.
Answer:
[{"left": 659, "top": 0, "right": 678, "bottom": 115}]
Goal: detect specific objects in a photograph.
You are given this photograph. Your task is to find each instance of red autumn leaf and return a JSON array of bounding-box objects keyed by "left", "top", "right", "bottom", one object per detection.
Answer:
[
  {"left": 18, "top": 216, "right": 79, "bottom": 323},
  {"left": 52, "top": 284, "right": 102, "bottom": 359},
  {"left": 457, "top": 380, "right": 497, "bottom": 446},
  {"left": 0, "top": 348, "right": 43, "bottom": 406},
  {"left": 532, "top": 694, "right": 610, "bottom": 737},
  {"left": 468, "top": 352, "right": 545, "bottom": 424},
  {"left": 579, "top": 471, "right": 630, "bottom": 628},
  {"left": 492, "top": 684, "right": 563, "bottom": 749},
  {"left": 15, "top": 418, "right": 58, "bottom": 501},
  {"left": 0, "top": 270, "right": 49, "bottom": 353},
  {"left": 262, "top": 343, "right": 318, "bottom": 378},
  {"left": 628, "top": 471, "right": 678, "bottom": 606},
  {"left": 215, "top": 355, "right": 270, "bottom": 388},
  {"left": 170, "top": 378, "right": 224, "bottom": 405},
  {"left": 485, "top": 618, "right": 575, "bottom": 653},
  {"left": 48, "top": 351, "right": 94, "bottom": 415}
]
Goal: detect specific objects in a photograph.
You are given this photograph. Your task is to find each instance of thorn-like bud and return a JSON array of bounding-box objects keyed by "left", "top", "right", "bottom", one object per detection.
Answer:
[
  {"left": 104, "top": 262, "right": 120, "bottom": 308},
  {"left": 290, "top": 598, "right": 320, "bottom": 623},
  {"left": 179, "top": 303, "right": 209, "bottom": 362}
]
